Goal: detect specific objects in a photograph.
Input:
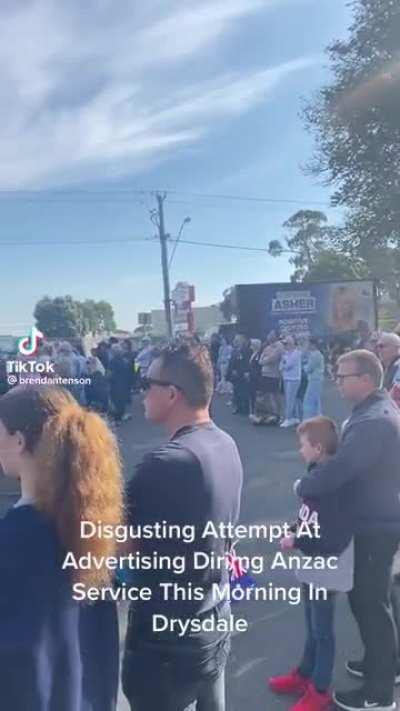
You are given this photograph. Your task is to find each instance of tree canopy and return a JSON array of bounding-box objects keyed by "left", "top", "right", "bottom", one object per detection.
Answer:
[
  {"left": 34, "top": 296, "right": 116, "bottom": 338},
  {"left": 304, "top": 0, "right": 400, "bottom": 248}
]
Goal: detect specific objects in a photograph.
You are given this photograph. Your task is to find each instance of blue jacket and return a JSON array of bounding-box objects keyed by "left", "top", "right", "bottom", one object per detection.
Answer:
[
  {"left": 0, "top": 505, "right": 119, "bottom": 711},
  {"left": 297, "top": 390, "right": 400, "bottom": 534}
]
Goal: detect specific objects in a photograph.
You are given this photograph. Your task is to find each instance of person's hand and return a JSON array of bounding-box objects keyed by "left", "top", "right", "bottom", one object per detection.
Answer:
[{"left": 280, "top": 535, "right": 295, "bottom": 551}]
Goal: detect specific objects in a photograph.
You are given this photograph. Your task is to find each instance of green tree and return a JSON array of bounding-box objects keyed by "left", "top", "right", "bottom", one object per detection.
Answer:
[
  {"left": 304, "top": 249, "right": 368, "bottom": 281},
  {"left": 95, "top": 301, "right": 116, "bottom": 333},
  {"left": 268, "top": 210, "right": 337, "bottom": 281},
  {"left": 34, "top": 296, "right": 81, "bottom": 338},
  {"left": 303, "top": 0, "right": 400, "bottom": 247},
  {"left": 34, "top": 296, "right": 117, "bottom": 338}
]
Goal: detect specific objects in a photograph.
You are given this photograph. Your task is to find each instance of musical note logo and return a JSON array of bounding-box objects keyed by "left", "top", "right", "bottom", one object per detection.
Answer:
[{"left": 18, "top": 326, "right": 44, "bottom": 357}]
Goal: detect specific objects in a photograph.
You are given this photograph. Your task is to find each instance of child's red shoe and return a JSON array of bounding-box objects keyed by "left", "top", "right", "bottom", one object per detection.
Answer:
[
  {"left": 268, "top": 669, "right": 309, "bottom": 695},
  {"left": 290, "top": 682, "right": 332, "bottom": 711}
]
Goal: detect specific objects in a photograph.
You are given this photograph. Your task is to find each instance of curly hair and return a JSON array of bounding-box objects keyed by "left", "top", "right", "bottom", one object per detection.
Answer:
[{"left": 0, "top": 385, "right": 123, "bottom": 587}]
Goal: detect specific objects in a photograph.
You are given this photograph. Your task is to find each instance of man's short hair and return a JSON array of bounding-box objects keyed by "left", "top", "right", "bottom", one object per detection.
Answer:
[
  {"left": 297, "top": 416, "right": 339, "bottom": 455},
  {"left": 337, "top": 349, "right": 383, "bottom": 388},
  {"left": 158, "top": 342, "right": 214, "bottom": 408}
]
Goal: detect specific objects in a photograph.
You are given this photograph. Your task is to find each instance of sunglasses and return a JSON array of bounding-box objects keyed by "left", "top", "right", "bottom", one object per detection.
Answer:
[{"left": 141, "top": 376, "right": 183, "bottom": 392}]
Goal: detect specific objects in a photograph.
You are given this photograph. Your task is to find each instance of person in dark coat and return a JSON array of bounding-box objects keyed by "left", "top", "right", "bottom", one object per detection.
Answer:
[
  {"left": 85, "top": 357, "right": 109, "bottom": 413},
  {"left": 248, "top": 339, "right": 262, "bottom": 416},
  {"left": 297, "top": 350, "right": 400, "bottom": 711},
  {"left": 108, "top": 344, "right": 132, "bottom": 422},
  {"left": 0, "top": 384, "right": 123, "bottom": 711},
  {"left": 228, "top": 335, "right": 252, "bottom": 414}
]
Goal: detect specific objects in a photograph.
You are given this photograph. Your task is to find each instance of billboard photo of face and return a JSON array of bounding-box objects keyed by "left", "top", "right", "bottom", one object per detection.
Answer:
[{"left": 327, "top": 282, "right": 375, "bottom": 334}]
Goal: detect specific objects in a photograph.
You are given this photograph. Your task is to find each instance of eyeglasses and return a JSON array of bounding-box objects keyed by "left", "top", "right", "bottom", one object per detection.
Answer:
[
  {"left": 335, "top": 373, "right": 364, "bottom": 382},
  {"left": 141, "top": 376, "right": 183, "bottom": 392}
]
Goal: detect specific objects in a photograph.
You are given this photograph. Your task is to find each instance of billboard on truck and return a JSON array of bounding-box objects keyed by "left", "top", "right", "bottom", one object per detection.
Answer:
[{"left": 234, "top": 280, "right": 377, "bottom": 341}]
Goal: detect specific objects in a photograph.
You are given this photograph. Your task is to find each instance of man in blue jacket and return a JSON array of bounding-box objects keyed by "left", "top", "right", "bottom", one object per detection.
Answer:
[{"left": 297, "top": 349, "right": 400, "bottom": 711}]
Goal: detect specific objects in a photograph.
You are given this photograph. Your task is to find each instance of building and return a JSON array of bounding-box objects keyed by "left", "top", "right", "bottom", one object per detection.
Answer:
[{"left": 149, "top": 305, "right": 229, "bottom": 337}]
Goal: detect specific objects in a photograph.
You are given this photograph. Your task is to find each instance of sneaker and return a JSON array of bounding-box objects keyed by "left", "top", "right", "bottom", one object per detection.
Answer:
[
  {"left": 280, "top": 419, "right": 292, "bottom": 428},
  {"left": 291, "top": 683, "right": 331, "bottom": 711},
  {"left": 346, "top": 660, "right": 400, "bottom": 685},
  {"left": 333, "top": 688, "right": 396, "bottom": 711},
  {"left": 121, "top": 413, "right": 132, "bottom": 422},
  {"left": 268, "top": 669, "right": 309, "bottom": 696}
]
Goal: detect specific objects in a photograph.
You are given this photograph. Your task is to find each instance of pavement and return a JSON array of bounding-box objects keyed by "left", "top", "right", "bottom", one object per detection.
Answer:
[{"left": 1, "top": 384, "right": 399, "bottom": 710}]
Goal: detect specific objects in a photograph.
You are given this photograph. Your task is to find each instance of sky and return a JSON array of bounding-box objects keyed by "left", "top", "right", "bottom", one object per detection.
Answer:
[{"left": 0, "top": 0, "right": 354, "bottom": 334}]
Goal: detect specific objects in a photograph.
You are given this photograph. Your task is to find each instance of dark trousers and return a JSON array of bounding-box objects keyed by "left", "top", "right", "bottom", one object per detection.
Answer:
[
  {"left": 233, "top": 379, "right": 249, "bottom": 414},
  {"left": 348, "top": 533, "right": 400, "bottom": 699},
  {"left": 298, "top": 585, "right": 336, "bottom": 692},
  {"left": 122, "top": 605, "right": 230, "bottom": 711},
  {"left": 123, "top": 654, "right": 226, "bottom": 711},
  {"left": 390, "top": 575, "right": 400, "bottom": 669},
  {"left": 110, "top": 392, "right": 127, "bottom": 421}
]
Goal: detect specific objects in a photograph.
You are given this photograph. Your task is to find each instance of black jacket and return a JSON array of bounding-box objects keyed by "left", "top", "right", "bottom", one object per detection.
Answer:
[
  {"left": 293, "top": 463, "right": 352, "bottom": 556},
  {"left": 384, "top": 356, "right": 400, "bottom": 391},
  {"left": 297, "top": 390, "right": 400, "bottom": 534},
  {"left": 228, "top": 347, "right": 251, "bottom": 383}
]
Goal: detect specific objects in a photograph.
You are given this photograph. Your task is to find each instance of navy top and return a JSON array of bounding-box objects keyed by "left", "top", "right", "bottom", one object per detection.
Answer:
[
  {"left": 126, "top": 422, "right": 243, "bottom": 622},
  {"left": 0, "top": 505, "right": 119, "bottom": 711}
]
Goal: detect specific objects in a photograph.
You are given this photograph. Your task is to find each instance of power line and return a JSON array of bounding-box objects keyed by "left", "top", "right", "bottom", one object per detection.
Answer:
[
  {"left": 0, "top": 235, "right": 271, "bottom": 253},
  {"left": 0, "top": 187, "right": 330, "bottom": 207},
  {"left": 164, "top": 190, "right": 330, "bottom": 207},
  {"left": 170, "top": 238, "right": 269, "bottom": 253},
  {"left": 0, "top": 237, "right": 151, "bottom": 245},
  {"left": 0, "top": 189, "right": 150, "bottom": 195}
]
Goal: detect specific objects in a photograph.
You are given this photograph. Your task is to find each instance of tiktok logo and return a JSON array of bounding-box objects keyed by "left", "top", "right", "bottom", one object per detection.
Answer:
[{"left": 18, "top": 326, "right": 44, "bottom": 356}]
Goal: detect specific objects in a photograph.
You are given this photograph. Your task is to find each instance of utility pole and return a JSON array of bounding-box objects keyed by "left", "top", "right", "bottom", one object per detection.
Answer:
[{"left": 155, "top": 193, "right": 173, "bottom": 339}]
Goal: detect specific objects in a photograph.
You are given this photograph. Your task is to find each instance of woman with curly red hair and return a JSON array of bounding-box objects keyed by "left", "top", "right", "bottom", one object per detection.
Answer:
[{"left": 0, "top": 384, "right": 123, "bottom": 710}]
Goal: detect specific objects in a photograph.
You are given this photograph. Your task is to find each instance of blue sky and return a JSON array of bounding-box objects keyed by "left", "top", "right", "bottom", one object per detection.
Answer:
[{"left": 0, "top": 0, "right": 353, "bottom": 334}]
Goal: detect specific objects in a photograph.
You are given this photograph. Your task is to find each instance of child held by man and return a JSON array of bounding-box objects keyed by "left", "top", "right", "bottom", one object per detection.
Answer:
[{"left": 269, "top": 416, "right": 354, "bottom": 711}]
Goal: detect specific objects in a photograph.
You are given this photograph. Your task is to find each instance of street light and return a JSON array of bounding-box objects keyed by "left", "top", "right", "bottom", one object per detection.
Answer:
[{"left": 169, "top": 217, "right": 191, "bottom": 269}]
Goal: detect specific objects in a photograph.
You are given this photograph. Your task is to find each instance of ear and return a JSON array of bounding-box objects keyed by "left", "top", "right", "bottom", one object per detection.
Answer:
[
  {"left": 169, "top": 385, "right": 181, "bottom": 403},
  {"left": 15, "top": 430, "right": 27, "bottom": 452}
]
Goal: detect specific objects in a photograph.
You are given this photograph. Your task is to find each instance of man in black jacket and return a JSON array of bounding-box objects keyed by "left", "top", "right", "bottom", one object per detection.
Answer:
[
  {"left": 297, "top": 349, "right": 400, "bottom": 711},
  {"left": 228, "top": 335, "right": 252, "bottom": 415}
]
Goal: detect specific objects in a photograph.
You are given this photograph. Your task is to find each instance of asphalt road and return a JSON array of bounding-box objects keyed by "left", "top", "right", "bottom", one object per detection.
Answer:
[{"left": 1, "top": 384, "right": 398, "bottom": 710}]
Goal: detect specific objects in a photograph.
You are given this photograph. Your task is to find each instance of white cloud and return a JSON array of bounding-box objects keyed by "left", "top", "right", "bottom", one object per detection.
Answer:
[{"left": 0, "top": 0, "right": 315, "bottom": 188}]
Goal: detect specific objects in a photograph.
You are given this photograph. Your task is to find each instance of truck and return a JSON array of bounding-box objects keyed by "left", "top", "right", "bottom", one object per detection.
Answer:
[{"left": 231, "top": 279, "right": 377, "bottom": 343}]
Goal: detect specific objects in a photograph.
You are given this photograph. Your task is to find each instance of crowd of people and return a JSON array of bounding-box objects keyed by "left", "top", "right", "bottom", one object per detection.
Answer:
[
  {"left": 0, "top": 335, "right": 164, "bottom": 424},
  {"left": 0, "top": 325, "right": 400, "bottom": 710},
  {"left": 210, "top": 323, "right": 400, "bottom": 429}
]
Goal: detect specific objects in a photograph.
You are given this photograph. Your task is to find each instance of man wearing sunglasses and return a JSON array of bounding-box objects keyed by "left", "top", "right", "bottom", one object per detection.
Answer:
[
  {"left": 296, "top": 349, "right": 400, "bottom": 711},
  {"left": 122, "top": 342, "right": 243, "bottom": 711}
]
